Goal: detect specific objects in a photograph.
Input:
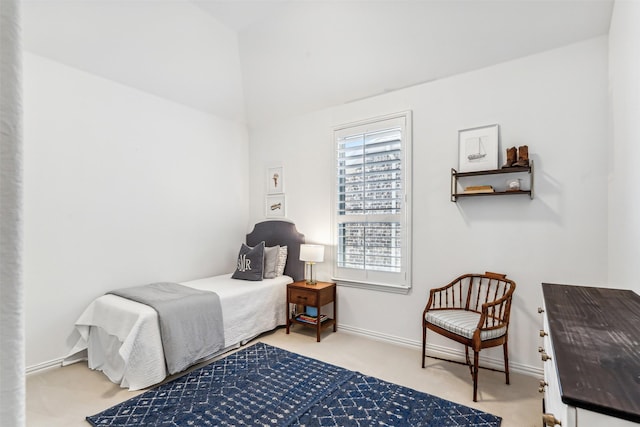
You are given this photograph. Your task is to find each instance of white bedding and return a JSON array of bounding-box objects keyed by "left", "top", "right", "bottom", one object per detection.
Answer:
[{"left": 65, "top": 274, "right": 292, "bottom": 390}]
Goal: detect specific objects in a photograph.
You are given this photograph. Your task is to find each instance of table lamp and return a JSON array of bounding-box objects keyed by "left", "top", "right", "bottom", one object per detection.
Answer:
[{"left": 299, "top": 244, "right": 324, "bottom": 285}]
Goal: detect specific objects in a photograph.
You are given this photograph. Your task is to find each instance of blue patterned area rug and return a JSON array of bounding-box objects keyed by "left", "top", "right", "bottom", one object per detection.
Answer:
[{"left": 87, "top": 342, "right": 501, "bottom": 426}]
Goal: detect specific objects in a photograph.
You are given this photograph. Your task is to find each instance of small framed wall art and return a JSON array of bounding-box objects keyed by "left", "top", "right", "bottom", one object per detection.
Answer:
[
  {"left": 458, "top": 124, "right": 499, "bottom": 172},
  {"left": 267, "top": 166, "right": 284, "bottom": 194},
  {"left": 266, "top": 194, "right": 286, "bottom": 218}
]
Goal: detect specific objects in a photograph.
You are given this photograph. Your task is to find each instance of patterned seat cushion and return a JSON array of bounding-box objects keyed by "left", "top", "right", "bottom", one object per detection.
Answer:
[{"left": 425, "top": 309, "right": 506, "bottom": 341}]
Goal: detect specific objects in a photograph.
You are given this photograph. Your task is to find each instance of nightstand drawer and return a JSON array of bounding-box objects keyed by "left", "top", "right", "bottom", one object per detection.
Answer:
[{"left": 289, "top": 288, "right": 317, "bottom": 306}]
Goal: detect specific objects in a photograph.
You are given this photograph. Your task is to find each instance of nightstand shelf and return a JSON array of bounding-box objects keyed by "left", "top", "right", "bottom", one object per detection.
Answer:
[
  {"left": 286, "top": 281, "right": 336, "bottom": 342},
  {"left": 293, "top": 313, "right": 329, "bottom": 324}
]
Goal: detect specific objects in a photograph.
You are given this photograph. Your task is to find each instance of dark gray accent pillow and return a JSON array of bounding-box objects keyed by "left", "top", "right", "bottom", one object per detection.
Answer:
[
  {"left": 231, "top": 242, "right": 265, "bottom": 281},
  {"left": 263, "top": 245, "right": 280, "bottom": 279}
]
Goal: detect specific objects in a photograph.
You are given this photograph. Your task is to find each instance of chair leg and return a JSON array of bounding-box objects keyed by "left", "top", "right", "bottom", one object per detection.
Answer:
[
  {"left": 473, "top": 351, "right": 479, "bottom": 402},
  {"left": 503, "top": 341, "right": 510, "bottom": 385},
  {"left": 465, "top": 346, "right": 473, "bottom": 377},
  {"left": 422, "top": 323, "right": 427, "bottom": 368}
]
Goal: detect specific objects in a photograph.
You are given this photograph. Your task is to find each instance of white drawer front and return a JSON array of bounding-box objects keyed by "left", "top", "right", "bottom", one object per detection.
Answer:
[{"left": 541, "top": 308, "right": 575, "bottom": 427}]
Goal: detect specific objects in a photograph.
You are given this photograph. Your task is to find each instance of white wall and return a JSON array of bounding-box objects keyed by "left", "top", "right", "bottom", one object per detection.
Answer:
[
  {"left": 248, "top": 37, "right": 609, "bottom": 374},
  {"left": 23, "top": 53, "right": 250, "bottom": 369},
  {"left": 22, "top": 0, "right": 246, "bottom": 121},
  {"left": 608, "top": 0, "right": 640, "bottom": 294}
]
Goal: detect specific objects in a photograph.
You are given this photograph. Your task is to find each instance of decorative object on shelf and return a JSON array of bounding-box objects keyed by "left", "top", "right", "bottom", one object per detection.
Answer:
[
  {"left": 265, "top": 194, "right": 286, "bottom": 218},
  {"left": 463, "top": 185, "right": 494, "bottom": 194},
  {"left": 458, "top": 124, "right": 499, "bottom": 172},
  {"left": 514, "top": 145, "right": 529, "bottom": 167},
  {"left": 299, "top": 244, "right": 324, "bottom": 285},
  {"left": 502, "top": 146, "right": 517, "bottom": 168},
  {"left": 502, "top": 145, "right": 530, "bottom": 168},
  {"left": 267, "top": 165, "right": 284, "bottom": 194},
  {"left": 506, "top": 178, "right": 521, "bottom": 191}
]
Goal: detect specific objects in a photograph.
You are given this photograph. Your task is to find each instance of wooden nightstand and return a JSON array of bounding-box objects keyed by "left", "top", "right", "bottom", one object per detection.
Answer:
[{"left": 286, "top": 281, "right": 336, "bottom": 342}]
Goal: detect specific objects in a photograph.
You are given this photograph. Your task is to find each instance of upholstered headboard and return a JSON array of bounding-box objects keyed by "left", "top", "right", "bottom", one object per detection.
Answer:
[{"left": 246, "top": 220, "right": 305, "bottom": 282}]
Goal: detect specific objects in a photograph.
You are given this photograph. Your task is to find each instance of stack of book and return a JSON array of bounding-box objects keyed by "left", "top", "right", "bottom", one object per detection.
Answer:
[
  {"left": 463, "top": 185, "right": 494, "bottom": 194},
  {"left": 295, "top": 313, "right": 328, "bottom": 325}
]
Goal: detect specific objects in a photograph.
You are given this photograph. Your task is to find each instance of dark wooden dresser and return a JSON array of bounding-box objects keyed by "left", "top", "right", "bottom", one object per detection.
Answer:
[{"left": 540, "top": 283, "right": 640, "bottom": 426}]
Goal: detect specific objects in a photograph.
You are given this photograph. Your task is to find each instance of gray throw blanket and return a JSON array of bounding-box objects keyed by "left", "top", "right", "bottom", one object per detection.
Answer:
[{"left": 108, "top": 282, "right": 225, "bottom": 375}]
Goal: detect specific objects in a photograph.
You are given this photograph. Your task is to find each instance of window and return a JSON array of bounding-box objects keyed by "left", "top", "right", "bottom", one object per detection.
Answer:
[{"left": 332, "top": 111, "right": 412, "bottom": 293}]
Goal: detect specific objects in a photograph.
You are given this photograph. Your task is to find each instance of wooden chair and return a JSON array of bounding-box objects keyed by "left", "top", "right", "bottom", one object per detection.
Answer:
[{"left": 422, "top": 272, "right": 516, "bottom": 401}]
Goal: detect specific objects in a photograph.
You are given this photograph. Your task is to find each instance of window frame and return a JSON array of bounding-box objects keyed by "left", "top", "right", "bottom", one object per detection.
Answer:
[{"left": 331, "top": 111, "right": 412, "bottom": 294}]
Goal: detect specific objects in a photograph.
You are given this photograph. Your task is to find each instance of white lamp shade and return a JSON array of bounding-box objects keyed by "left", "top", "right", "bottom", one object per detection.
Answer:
[{"left": 299, "top": 244, "right": 324, "bottom": 263}]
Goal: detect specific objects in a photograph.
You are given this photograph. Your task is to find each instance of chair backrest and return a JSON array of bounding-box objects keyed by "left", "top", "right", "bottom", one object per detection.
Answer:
[{"left": 429, "top": 272, "right": 516, "bottom": 327}]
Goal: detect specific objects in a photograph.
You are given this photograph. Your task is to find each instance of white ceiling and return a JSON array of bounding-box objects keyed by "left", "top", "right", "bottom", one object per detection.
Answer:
[
  {"left": 22, "top": 0, "right": 614, "bottom": 127},
  {"left": 22, "top": 0, "right": 247, "bottom": 122}
]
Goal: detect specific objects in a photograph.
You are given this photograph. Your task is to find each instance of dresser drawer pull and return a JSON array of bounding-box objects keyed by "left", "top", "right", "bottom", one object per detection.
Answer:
[
  {"left": 541, "top": 352, "right": 552, "bottom": 362},
  {"left": 538, "top": 307, "right": 545, "bottom": 313},
  {"left": 538, "top": 380, "right": 547, "bottom": 393},
  {"left": 538, "top": 346, "right": 545, "bottom": 353},
  {"left": 539, "top": 329, "right": 548, "bottom": 337},
  {"left": 295, "top": 296, "right": 308, "bottom": 301},
  {"left": 542, "top": 413, "right": 561, "bottom": 426}
]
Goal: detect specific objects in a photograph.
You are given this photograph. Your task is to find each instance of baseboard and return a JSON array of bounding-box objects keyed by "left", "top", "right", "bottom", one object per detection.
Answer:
[
  {"left": 26, "top": 325, "right": 543, "bottom": 378},
  {"left": 26, "top": 357, "right": 65, "bottom": 375},
  {"left": 337, "top": 324, "right": 543, "bottom": 377}
]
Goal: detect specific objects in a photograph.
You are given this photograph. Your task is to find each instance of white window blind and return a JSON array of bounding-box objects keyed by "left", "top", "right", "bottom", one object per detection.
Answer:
[{"left": 333, "top": 112, "right": 412, "bottom": 292}]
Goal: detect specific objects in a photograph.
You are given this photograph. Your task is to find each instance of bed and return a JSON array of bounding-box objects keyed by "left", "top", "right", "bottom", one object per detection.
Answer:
[{"left": 64, "top": 220, "right": 305, "bottom": 390}]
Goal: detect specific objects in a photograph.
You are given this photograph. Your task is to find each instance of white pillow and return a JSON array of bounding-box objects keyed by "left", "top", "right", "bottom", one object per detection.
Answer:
[
  {"left": 263, "top": 245, "right": 280, "bottom": 279},
  {"left": 275, "top": 246, "right": 288, "bottom": 277}
]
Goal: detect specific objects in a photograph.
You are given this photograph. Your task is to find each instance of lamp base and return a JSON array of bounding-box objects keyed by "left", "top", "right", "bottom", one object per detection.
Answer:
[{"left": 305, "top": 262, "right": 318, "bottom": 285}]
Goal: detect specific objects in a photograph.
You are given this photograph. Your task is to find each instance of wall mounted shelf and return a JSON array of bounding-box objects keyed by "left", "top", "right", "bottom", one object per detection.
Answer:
[{"left": 451, "top": 161, "right": 534, "bottom": 202}]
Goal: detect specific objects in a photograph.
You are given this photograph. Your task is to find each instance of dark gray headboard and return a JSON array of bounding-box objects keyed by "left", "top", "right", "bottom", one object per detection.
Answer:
[{"left": 246, "top": 220, "right": 305, "bottom": 282}]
